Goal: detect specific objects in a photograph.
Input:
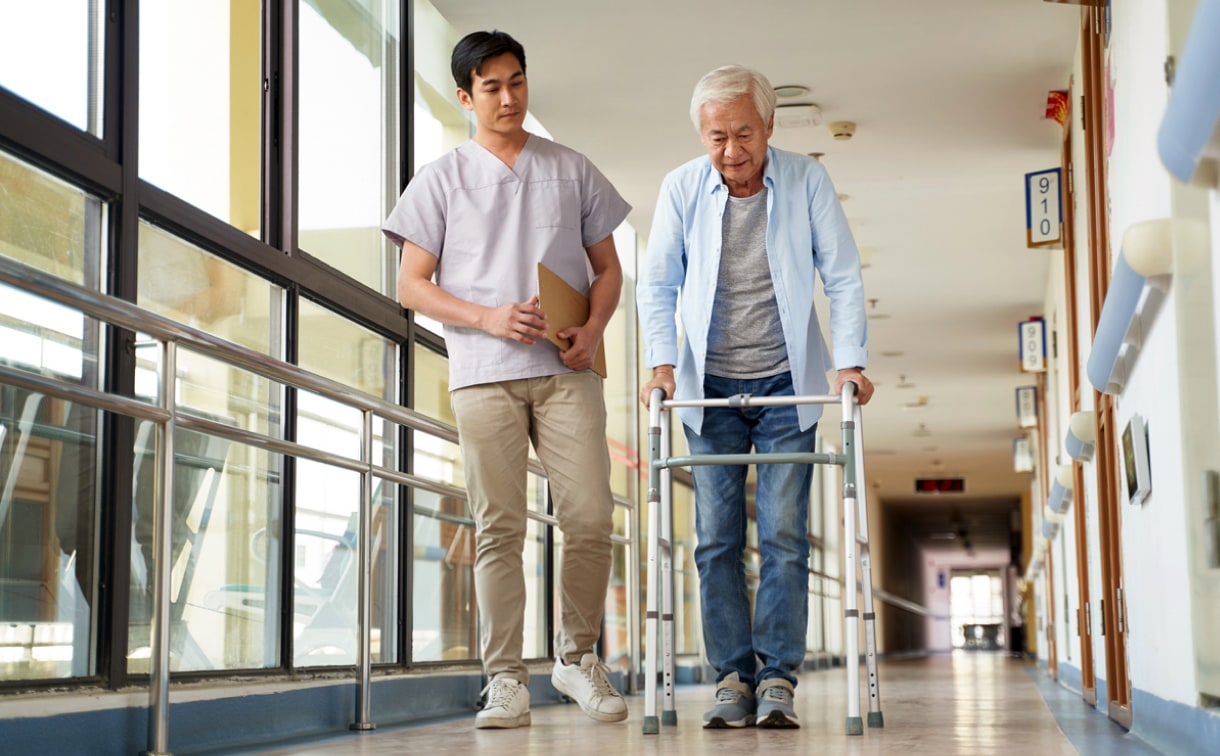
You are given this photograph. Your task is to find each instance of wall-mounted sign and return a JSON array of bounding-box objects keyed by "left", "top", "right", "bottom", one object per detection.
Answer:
[
  {"left": 1014, "top": 437, "right": 1034, "bottom": 473},
  {"left": 1019, "top": 318, "right": 1047, "bottom": 373},
  {"left": 914, "top": 478, "right": 965, "bottom": 494},
  {"left": 1044, "top": 90, "right": 1069, "bottom": 128},
  {"left": 1016, "top": 385, "right": 1039, "bottom": 428},
  {"left": 1025, "top": 168, "right": 1062, "bottom": 247}
]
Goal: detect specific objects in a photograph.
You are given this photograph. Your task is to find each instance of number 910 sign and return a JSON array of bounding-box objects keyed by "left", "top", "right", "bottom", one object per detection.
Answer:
[{"left": 1025, "top": 168, "right": 1062, "bottom": 247}]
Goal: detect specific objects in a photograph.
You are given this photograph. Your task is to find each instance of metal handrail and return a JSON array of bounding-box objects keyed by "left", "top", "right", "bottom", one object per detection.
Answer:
[{"left": 0, "top": 254, "right": 637, "bottom": 752}]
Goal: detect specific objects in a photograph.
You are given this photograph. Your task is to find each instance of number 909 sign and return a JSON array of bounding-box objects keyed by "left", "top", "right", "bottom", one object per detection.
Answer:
[{"left": 1025, "top": 168, "right": 1062, "bottom": 247}]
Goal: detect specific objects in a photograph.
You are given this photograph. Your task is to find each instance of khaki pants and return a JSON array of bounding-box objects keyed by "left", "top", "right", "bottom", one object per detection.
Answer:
[{"left": 451, "top": 372, "right": 614, "bottom": 683}]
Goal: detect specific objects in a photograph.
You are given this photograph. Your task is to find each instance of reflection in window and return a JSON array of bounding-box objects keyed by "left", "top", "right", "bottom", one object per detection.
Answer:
[
  {"left": 295, "top": 303, "right": 400, "bottom": 665},
  {"left": 0, "top": 150, "right": 103, "bottom": 288},
  {"left": 298, "top": 298, "right": 393, "bottom": 402},
  {"left": 411, "top": 343, "right": 463, "bottom": 497},
  {"left": 522, "top": 514, "right": 548, "bottom": 660},
  {"left": 135, "top": 220, "right": 285, "bottom": 442},
  {"left": 412, "top": 491, "right": 476, "bottom": 662},
  {"left": 603, "top": 542, "right": 629, "bottom": 673},
  {"left": 0, "top": 0, "right": 104, "bottom": 135},
  {"left": 139, "top": 3, "right": 262, "bottom": 232},
  {"left": 299, "top": 0, "right": 401, "bottom": 296},
  {"left": 0, "top": 393, "right": 100, "bottom": 681},
  {"left": 127, "top": 429, "right": 282, "bottom": 673},
  {"left": 670, "top": 482, "right": 700, "bottom": 656},
  {"left": 137, "top": 221, "right": 278, "bottom": 355},
  {"left": 0, "top": 150, "right": 104, "bottom": 682}
]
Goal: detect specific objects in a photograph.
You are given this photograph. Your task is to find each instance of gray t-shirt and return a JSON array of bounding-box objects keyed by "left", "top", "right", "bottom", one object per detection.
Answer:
[
  {"left": 382, "top": 135, "right": 630, "bottom": 390},
  {"left": 705, "top": 190, "right": 790, "bottom": 378}
]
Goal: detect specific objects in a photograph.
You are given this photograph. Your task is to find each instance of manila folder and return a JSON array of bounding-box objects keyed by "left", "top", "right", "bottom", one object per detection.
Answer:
[{"left": 536, "top": 262, "right": 607, "bottom": 379}]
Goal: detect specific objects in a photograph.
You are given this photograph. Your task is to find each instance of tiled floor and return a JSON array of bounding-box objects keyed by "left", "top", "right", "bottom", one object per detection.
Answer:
[{"left": 251, "top": 653, "right": 1160, "bottom": 755}]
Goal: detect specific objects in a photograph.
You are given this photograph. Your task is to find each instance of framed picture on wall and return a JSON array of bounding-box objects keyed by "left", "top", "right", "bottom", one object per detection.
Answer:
[{"left": 1121, "top": 413, "right": 1151, "bottom": 505}]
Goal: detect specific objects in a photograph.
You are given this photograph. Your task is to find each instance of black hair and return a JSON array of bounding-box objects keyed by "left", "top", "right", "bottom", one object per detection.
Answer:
[{"left": 451, "top": 30, "right": 526, "bottom": 94}]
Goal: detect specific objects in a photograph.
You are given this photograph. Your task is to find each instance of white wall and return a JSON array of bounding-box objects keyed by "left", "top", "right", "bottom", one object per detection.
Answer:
[{"left": 1036, "top": 0, "right": 1219, "bottom": 709}]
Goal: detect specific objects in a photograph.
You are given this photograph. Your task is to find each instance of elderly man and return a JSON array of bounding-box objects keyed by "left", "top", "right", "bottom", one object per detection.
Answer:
[{"left": 637, "top": 64, "right": 874, "bottom": 729}]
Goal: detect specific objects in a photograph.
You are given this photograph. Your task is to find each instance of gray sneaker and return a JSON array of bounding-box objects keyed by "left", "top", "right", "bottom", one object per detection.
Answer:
[
  {"left": 702, "top": 672, "right": 756, "bottom": 728},
  {"left": 756, "top": 677, "right": 799, "bottom": 728}
]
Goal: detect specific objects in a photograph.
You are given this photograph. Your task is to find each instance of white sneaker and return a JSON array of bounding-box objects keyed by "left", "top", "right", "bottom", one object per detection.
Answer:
[
  {"left": 551, "top": 653, "right": 628, "bottom": 723},
  {"left": 476, "top": 677, "right": 531, "bottom": 729}
]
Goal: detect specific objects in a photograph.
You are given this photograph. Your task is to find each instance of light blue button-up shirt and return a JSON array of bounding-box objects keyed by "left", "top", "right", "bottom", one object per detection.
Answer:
[{"left": 637, "top": 146, "right": 868, "bottom": 433}]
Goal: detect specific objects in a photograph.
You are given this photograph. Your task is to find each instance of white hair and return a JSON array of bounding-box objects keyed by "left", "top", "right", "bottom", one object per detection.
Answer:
[{"left": 689, "top": 65, "right": 777, "bottom": 133}]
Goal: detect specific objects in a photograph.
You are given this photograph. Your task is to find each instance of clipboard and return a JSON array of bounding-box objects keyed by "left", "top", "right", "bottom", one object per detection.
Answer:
[{"left": 537, "top": 262, "right": 607, "bottom": 378}]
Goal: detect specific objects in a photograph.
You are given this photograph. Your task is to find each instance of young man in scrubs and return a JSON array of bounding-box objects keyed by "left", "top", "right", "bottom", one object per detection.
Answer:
[{"left": 383, "top": 30, "right": 630, "bottom": 729}]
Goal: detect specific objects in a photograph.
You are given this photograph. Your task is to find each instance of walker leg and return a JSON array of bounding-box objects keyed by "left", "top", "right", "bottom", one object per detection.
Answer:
[
  {"left": 854, "top": 406, "right": 884, "bottom": 727},
  {"left": 841, "top": 405, "right": 863, "bottom": 736},
  {"left": 658, "top": 419, "right": 678, "bottom": 726},
  {"left": 843, "top": 493, "right": 863, "bottom": 736},
  {"left": 659, "top": 418, "right": 677, "bottom": 726},
  {"left": 643, "top": 410, "right": 662, "bottom": 734}
]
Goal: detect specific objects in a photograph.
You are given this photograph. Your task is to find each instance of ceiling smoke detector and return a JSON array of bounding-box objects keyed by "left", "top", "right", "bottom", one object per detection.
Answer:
[{"left": 829, "top": 120, "right": 856, "bottom": 140}]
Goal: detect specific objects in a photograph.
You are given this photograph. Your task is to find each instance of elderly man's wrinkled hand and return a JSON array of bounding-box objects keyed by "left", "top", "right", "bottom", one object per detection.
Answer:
[
  {"left": 640, "top": 367, "right": 676, "bottom": 408},
  {"left": 835, "top": 368, "right": 874, "bottom": 405}
]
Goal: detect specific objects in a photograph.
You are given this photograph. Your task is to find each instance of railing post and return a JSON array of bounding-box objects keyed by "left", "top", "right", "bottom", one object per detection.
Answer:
[
  {"left": 351, "top": 409, "right": 376, "bottom": 731},
  {"left": 143, "top": 340, "right": 176, "bottom": 756}
]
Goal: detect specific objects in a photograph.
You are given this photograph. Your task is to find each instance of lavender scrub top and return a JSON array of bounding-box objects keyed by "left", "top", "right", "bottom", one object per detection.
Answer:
[{"left": 383, "top": 135, "right": 630, "bottom": 390}]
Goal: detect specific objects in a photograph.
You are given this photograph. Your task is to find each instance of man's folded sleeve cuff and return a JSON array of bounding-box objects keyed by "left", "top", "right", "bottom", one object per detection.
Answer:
[
  {"left": 833, "top": 347, "right": 869, "bottom": 372},
  {"left": 644, "top": 344, "right": 679, "bottom": 370}
]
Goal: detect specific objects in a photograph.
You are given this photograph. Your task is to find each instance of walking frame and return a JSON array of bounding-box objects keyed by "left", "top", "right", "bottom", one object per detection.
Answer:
[{"left": 642, "top": 384, "right": 883, "bottom": 735}]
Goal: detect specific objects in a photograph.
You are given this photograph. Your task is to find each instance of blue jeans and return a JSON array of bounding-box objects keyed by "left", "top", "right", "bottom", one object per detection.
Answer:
[{"left": 684, "top": 371, "right": 815, "bottom": 688}]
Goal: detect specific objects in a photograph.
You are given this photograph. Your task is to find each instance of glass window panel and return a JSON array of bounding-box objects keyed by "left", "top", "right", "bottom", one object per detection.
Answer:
[
  {"left": 131, "top": 345, "right": 284, "bottom": 440},
  {"left": 522, "top": 515, "right": 547, "bottom": 660},
  {"left": 292, "top": 458, "right": 365, "bottom": 667},
  {"left": 602, "top": 542, "right": 629, "bottom": 673},
  {"left": 412, "top": 75, "right": 470, "bottom": 174},
  {"left": 294, "top": 292, "right": 400, "bottom": 667},
  {"left": 0, "top": 286, "right": 100, "bottom": 383},
  {"left": 137, "top": 221, "right": 280, "bottom": 356},
  {"left": 412, "top": 342, "right": 463, "bottom": 489},
  {"left": 412, "top": 490, "right": 475, "bottom": 662},
  {"left": 139, "top": 3, "right": 262, "bottom": 233},
  {"left": 298, "top": 390, "right": 362, "bottom": 461},
  {"left": 604, "top": 224, "right": 638, "bottom": 501},
  {"left": 297, "top": 298, "right": 395, "bottom": 402},
  {"left": 0, "top": 392, "right": 99, "bottom": 681},
  {"left": 408, "top": 0, "right": 467, "bottom": 347},
  {"left": 0, "top": 150, "right": 103, "bottom": 288},
  {"left": 298, "top": 0, "right": 400, "bottom": 296},
  {"left": 0, "top": 0, "right": 104, "bottom": 135},
  {"left": 127, "top": 427, "right": 282, "bottom": 672},
  {"left": 671, "top": 482, "right": 699, "bottom": 655},
  {"left": 292, "top": 453, "right": 392, "bottom": 663}
]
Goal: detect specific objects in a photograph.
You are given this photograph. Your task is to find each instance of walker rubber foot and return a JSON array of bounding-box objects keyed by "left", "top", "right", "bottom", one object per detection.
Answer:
[
  {"left": 846, "top": 716, "right": 864, "bottom": 735},
  {"left": 868, "top": 711, "right": 884, "bottom": 728},
  {"left": 643, "top": 716, "right": 660, "bottom": 734},
  {"left": 662, "top": 710, "right": 678, "bottom": 726}
]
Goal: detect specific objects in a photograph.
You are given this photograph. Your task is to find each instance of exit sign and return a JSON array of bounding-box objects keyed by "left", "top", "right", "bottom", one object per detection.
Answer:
[{"left": 915, "top": 478, "right": 965, "bottom": 494}]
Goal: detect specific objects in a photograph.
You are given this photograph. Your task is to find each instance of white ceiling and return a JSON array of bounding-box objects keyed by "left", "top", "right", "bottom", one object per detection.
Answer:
[{"left": 431, "top": 0, "right": 1083, "bottom": 539}]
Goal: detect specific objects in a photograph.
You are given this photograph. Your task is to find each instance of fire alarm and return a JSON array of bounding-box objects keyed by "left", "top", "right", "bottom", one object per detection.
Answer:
[{"left": 829, "top": 121, "right": 856, "bottom": 140}]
